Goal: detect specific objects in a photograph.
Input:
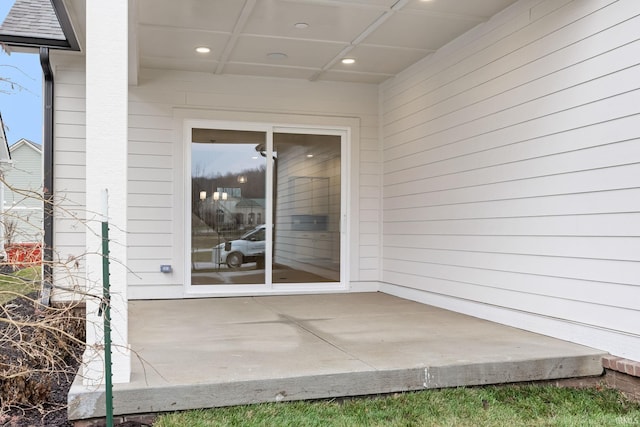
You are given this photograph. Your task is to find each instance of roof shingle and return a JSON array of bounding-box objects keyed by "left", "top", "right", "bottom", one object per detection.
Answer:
[{"left": 0, "top": 0, "right": 65, "bottom": 41}]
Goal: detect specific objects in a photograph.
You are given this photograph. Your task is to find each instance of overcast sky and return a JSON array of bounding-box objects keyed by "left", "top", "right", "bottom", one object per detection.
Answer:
[{"left": 192, "top": 143, "right": 265, "bottom": 178}]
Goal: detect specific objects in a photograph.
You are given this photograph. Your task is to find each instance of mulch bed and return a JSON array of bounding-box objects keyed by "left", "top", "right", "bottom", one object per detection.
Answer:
[{"left": 0, "top": 291, "right": 84, "bottom": 427}]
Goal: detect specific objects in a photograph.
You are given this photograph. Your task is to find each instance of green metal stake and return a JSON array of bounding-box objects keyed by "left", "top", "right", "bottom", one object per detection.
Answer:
[{"left": 100, "top": 190, "right": 114, "bottom": 427}]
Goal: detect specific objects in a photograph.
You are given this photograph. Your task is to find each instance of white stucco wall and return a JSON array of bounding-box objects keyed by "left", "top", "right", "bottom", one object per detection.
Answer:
[{"left": 379, "top": 0, "right": 640, "bottom": 360}]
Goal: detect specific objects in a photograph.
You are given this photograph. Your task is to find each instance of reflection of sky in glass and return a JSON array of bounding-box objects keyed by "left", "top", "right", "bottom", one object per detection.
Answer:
[{"left": 192, "top": 143, "right": 263, "bottom": 177}]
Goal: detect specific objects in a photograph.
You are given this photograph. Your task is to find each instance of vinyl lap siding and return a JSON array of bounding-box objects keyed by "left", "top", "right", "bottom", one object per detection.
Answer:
[
  {"left": 127, "top": 71, "right": 380, "bottom": 297},
  {"left": 358, "top": 120, "right": 383, "bottom": 280},
  {"left": 5, "top": 143, "right": 42, "bottom": 242},
  {"left": 52, "top": 66, "right": 87, "bottom": 293},
  {"left": 380, "top": 0, "right": 640, "bottom": 359},
  {"left": 127, "top": 94, "right": 174, "bottom": 294},
  {"left": 51, "top": 65, "right": 380, "bottom": 298},
  {"left": 6, "top": 144, "right": 41, "bottom": 208}
]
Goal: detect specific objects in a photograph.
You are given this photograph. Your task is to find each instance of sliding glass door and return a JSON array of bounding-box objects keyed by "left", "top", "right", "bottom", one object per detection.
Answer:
[
  {"left": 271, "top": 132, "right": 341, "bottom": 284},
  {"left": 191, "top": 129, "right": 267, "bottom": 285},
  {"left": 189, "top": 124, "right": 344, "bottom": 291}
]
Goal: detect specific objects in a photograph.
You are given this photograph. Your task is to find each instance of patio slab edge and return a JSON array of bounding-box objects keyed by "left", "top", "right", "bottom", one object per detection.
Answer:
[
  {"left": 68, "top": 353, "right": 606, "bottom": 420},
  {"left": 424, "top": 354, "right": 605, "bottom": 388}
]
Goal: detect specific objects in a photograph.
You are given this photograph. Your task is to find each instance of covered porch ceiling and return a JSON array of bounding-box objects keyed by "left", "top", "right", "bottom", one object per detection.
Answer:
[{"left": 64, "top": 0, "right": 518, "bottom": 84}]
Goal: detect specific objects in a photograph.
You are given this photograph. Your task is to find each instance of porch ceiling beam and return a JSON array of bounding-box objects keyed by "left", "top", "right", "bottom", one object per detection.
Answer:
[
  {"left": 215, "top": 0, "right": 256, "bottom": 75},
  {"left": 309, "top": 0, "right": 411, "bottom": 82},
  {"left": 293, "top": 0, "right": 489, "bottom": 21},
  {"left": 128, "top": 0, "right": 139, "bottom": 86}
]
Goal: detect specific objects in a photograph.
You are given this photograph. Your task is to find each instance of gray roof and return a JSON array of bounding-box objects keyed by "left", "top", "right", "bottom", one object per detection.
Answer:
[
  {"left": 0, "top": 0, "right": 64, "bottom": 40},
  {"left": 10, "top": 138, "right": 42, "bottom": 153},
  {"left": 0, "top": 0, "right": 78, "bottom": 50},
  {"left": 235, "top": 199, "right": 265, "bottom": 209}
]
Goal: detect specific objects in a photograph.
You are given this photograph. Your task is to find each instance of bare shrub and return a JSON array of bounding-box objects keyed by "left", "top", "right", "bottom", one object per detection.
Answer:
[{"left": 0, "top": 175, "right": 88, "bottom": 424}]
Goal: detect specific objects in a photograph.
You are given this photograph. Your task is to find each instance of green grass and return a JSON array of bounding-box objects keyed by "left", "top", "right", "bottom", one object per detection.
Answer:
[
  {"left": 0, "top": 266, "right": 41, "bottom": 305},
  {"left": 154, "top": 385, "right": 640, "bottom": 427}
]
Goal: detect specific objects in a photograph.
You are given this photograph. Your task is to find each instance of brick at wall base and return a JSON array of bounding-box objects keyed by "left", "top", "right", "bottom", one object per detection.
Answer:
[
  {"left": 600, "top": 355, "right": 640, "bottom": 402},
  {"left": 603, "top": 369, "right": 640, "bottom": 402},
  {"left": 492, "top": 372, "right": 639, "bottom": 403},
  {"left": 602, "top": 355, "right": 640, "bottom": 377}
]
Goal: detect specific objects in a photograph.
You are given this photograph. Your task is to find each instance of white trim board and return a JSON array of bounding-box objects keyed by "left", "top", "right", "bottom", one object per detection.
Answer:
[{"left": 179, "top": 114, "right": 359, "bottom": 298}]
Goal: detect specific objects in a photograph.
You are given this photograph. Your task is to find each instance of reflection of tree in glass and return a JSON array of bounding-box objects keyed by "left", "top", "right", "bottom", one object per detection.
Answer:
[
  {"left": 194, "top": 165, "right": 266, "bottom": 199},
  {"left": 192, "top": 165, "right": 266, "bottom": 231}
]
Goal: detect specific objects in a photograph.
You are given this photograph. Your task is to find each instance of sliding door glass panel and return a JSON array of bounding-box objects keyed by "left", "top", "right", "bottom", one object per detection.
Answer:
[
  {"left": 272, "top": 133, "right": 341, "bottom": 284},
  {"left": 191, "top": 129, "right": 266, "bottom": 285}
]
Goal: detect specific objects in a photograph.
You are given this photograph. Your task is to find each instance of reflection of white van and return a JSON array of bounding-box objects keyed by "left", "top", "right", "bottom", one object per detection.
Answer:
[{"left": 213, "top": 225, "right": 265, "bottom": 268}]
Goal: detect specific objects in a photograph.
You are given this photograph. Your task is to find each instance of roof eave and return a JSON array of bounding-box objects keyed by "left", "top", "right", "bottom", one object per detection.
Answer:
[
  {"left": 10, "top": 139, "right": 42, "bottom": 154},
  {"left": 51, "top": 0, "right": 80, "bottom": 51},
  {"left": 0, "top": 34, "right": 72, "bottom": 50},
  {"left": 0, "top": 0, "right": 80, "bottom": 51}
]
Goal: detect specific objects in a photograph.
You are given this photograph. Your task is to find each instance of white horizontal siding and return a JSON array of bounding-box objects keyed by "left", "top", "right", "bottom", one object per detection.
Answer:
[
  {"left": 128, "top": 80, "right": 201, "bottom": 291},
  {"left": 384, "top": 235, "right": 640, "bottom": 262},
  {"left": 7, "top": 145, "right": 41, "bottom": 199},
  {"left": 5, "top": 143, "right": 43, "bottom": 243},
  {"left": 124, "top": 70, "right": 379, "bottom": 295},
  {"left": 51, "top": 63, "right": 87, "bottom": 292},
  {"left": 385, "top": 114, "right": 640, "bottom": 180},
  {"left": 380, "top": 0, "right": 640, "bottom": 360},
  {"left": 126, "top": 100, "right": 172, "bottom": 293}
]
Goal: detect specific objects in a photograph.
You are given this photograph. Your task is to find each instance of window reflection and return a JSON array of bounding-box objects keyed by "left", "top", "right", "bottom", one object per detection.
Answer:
[
  {"left": 272, "top": 133, "right": 341, "bottom": 283},
  {"left": 190, "top": 129, "right": 341, "bottom": 286},
  {"left": 191, "top": 129, "right": 266, "bottom": 285}
]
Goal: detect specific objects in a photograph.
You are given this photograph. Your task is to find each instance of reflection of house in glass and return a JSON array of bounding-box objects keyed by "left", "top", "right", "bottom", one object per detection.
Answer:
[
  {"left": 199, "top": 189, "right": 265, "bottom": 232},
  {"left": 235, "top": 198, "right": 265, "bottom": 227}
]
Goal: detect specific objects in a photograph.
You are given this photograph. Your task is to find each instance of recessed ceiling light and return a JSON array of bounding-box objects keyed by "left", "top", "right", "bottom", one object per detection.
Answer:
[
  {"left": 294, "top": 22, "right": 309, "bottom": 29},
  {"left": 267, "top": 52, "right": 288, "bottom": 60},
  {"left": 306, "top": 154, "right": 314, "bottom": 158},
  {"left": 195, "top": 46, "right": 211, "bottom": 54},
  {"left": 341, "top": 58, "right": 355, "bottom": 65}
]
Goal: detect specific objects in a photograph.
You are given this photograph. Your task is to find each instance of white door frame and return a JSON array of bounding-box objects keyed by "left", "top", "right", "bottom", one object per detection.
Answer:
[{"left": 183, "top": 119, "right": 351, "bottom": 297}]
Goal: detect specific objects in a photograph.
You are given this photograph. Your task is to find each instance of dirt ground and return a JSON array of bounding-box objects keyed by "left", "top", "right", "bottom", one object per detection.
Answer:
[{"left": 0, "top": 293, "right": 83, "bottom": 427}]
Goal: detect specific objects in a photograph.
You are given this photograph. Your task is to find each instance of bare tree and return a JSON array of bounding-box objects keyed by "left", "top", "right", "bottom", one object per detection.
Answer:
[
  {"left": 0, "top": 49, "right": 95, "bottom": 424},
  {"left": 0, "top": 45, "right": 36, "bottom": 97},
  {"left": 0, "top": 177, "right": 93, "bottom": 424}
]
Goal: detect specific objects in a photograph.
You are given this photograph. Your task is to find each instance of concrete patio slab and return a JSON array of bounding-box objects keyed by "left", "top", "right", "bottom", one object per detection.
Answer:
[{"left": 68, "top": 293, "right": 606, "bottom": 421}]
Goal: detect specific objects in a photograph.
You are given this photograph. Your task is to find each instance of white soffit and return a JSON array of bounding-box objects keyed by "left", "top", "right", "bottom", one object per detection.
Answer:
[{"left": 103, "top": 0, "right": 519, "bottom": 84}]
